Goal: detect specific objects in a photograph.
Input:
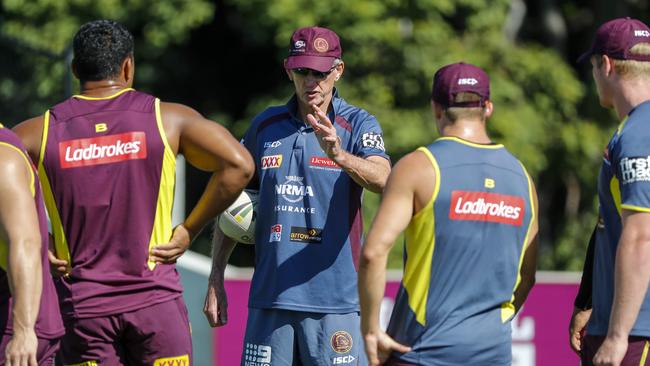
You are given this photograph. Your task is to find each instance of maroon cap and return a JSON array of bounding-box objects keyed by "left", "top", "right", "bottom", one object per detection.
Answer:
[
  {"left": 286, "top": 26, "right": 342, "bottom": 72},
  {"left": 578, "top": 17, "right": 650, "bottom": 63},
  {"left": 432, "top": 62, "right": 490, "bottom": 108}
]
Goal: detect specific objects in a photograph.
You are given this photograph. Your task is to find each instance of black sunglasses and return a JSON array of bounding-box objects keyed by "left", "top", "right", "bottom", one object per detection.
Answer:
[{"left": 291, "top": 67, "right": 336, "bottom": 79}]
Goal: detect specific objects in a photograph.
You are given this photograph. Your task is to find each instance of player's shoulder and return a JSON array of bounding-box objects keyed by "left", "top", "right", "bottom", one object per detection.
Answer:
[
  {"left": 245, "top": 105, "right": 292, "bottom": 138},
  {"left": 388, "top": 149, "right": 437, "bottom": 192},
  {"left": 334, "top": 97, "right": 378, "bottom": 128},
  {"left": 616, "top": 113, "right": 650, "bottom": 156}
]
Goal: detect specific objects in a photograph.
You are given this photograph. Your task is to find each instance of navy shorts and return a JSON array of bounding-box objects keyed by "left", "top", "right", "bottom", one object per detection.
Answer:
[{"left": 242, "top": 308, "right": 367, "bottom": 366}]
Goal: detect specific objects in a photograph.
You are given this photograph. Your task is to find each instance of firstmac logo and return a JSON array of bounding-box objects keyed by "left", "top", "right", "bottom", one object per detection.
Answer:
[{"left": 59, "top": 132, "right": 147, "bottom": 169}]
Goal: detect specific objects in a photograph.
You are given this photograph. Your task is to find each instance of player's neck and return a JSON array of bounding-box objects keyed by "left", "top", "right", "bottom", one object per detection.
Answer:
[
  {"left": 613, "top": 81, "right": 650, "bottom": 120},
  {"left": 440, "top": 121, "right": 492, "bottom": 144},
  {"left": 79, "top": 79, "right": 131, "bottom": 98}
]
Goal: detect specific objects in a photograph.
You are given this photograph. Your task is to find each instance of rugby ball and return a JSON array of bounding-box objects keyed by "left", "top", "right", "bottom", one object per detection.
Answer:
[{"left": 218, "top": 189, "right": 258, "bottom": 244}]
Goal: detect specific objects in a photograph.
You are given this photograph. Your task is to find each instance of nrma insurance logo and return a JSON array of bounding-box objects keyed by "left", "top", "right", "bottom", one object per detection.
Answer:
[{"left": 276, "top": 176, "right": 314, "bottom": 203}]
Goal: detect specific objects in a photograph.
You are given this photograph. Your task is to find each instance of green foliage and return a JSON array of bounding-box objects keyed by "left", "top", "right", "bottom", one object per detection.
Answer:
[{"left": 0, "top": 0, "right": 214, "bottom": 123}]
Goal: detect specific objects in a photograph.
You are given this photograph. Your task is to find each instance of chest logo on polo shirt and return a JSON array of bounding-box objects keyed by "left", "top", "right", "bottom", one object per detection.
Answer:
[
  {"left": 620, "top": 156, "right": 650, "bottom": 184},
  {"left": 449, "top": 190, "right": 525, "bottom": 226},
  {"left": 261, "top": 154, "right": 283, "bottom": 169},
  {"left": 276, "top": 176, "right": 314, "bottom": 203},
  {"left": 309, "top": 156, "right": 341, "bottom": 171},
  {"left": 59, "top": 132, "right": 147, "bottom": 169}
]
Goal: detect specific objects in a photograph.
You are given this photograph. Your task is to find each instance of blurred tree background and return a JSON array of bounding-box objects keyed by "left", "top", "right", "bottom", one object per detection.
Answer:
[{"left": 0, "top": 0, "right": 644, "bottom": 271}]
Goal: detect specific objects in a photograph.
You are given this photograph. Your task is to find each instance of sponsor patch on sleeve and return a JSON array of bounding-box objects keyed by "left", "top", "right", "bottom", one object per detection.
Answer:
[
  {"left": 360, "top": 132, "right": 385, "bottom": 151},
  {"left": 619, "top": 156, "right": 650, "bottom": 184},
  {"left": 449, "top": 190, "right": 525, "bottom": 226}
]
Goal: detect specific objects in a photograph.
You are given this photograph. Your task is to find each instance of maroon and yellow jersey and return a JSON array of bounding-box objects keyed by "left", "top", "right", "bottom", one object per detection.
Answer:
[
  {"left": 38, "top": 89, "right": 181, "bottom": 319},
  {"left": 0, "top": 124, "right": 64, "bottom": 339}
]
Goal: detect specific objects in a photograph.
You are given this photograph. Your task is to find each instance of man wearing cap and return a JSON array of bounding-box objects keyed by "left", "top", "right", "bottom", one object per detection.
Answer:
[
  {"left": 204, "top": 26, "right": 390, "bottom": 365},
  {"left": 571, "top": 17, "right": 650, "bottom": 366},
  {"left": 359, "top": 62, "right": 538, "bottom": 366}
]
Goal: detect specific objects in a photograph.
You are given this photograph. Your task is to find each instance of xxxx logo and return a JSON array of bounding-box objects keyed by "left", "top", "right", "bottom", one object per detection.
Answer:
[
  {"left": 153, "top": 354, "right": 189, "bottom": 366},
  {"left": 261, "top": 155, "right": 282, "bottom": 169}
]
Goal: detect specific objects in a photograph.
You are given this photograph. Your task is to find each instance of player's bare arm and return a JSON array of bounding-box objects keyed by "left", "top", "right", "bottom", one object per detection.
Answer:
[
  {"left": 569, "top": 225, "right": 597, "bottom": 355},
  {"left": 594, "top": 209, "right": 650, "bottom": 366},
  {"left": 204, "top": 225, "right": 238, "bottom": 328},
  {"left": 149, "top": 102, "right": 254, "bottom": 263},
  {"left": 12, "top": 116, "right": 44, "bottom": 166},
  {"left": 13, "top": 116, "right": 69, "bottom": 277},
  {"left": 0, "top": 145, "right": 42, "bottom": 366},
  {"left": 512, "top": 179, "right": 539, "bottom": 313},
  {"left": 307, "top": 108, "right": 390, "bottom": 193},
  {"left": 359, "top": 151, "right": 433, "bottom": 365}
]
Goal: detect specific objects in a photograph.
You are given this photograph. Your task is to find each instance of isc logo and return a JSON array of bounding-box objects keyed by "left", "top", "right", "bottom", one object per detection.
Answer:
[
  {"left": 457, "top": 78, "right": 478, "bottom": 85},
  {"left": 635, "top": 30, "right": 650, "bottom": 37},
  {"left": 333, "top": 355, "right": 356, "bottom": 364}
]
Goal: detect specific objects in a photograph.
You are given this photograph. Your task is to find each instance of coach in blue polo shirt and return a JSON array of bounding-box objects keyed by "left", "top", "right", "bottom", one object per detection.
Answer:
[{"left": 205, "top": 26, "right": 390, "bottom": 366}]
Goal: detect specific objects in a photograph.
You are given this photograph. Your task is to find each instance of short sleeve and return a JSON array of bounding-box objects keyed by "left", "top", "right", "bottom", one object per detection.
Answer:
[
  {"left": 240, "top": 122, "right": 260, "bottom": 190},
  {"left": 614, "top": 133, "right": 650, "bottom": 211},
  {"left": 351, "top": 114, "right": 389, "bottom": 160}
]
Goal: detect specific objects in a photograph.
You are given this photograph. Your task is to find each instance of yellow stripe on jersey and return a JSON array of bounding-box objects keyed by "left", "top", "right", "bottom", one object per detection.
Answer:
[
  {"left": 640, "top": 340, "right": 649, "bottom": 366},
  {"left": 610, "top": 176, "right": 622, "bottom": 217},
  {"left": 436, "top": 136, "right": 504, "bottom": 149},
  {"left": 621, "top": 204, "right": 650, "bottom": 213},
  {"left": 38, "top": 110, "right": 72, "bottom": 265},
  {"left": 617, "top": 116, "right": 629, "bottom": 136},
  {"left": 72, "top": 88, "right": 135, "bottom": 101},
  {"left": 0, "top": 142, "right": 37, "bottom": 271},
  {"left": 501, "top": 161, "right": 536, "bottom": 323},
  {"left": 402, "top": 147, "right": 440, "bottom": 326},
  {"left": 147, "top": 98, "right": 176, "bottom": 270}
]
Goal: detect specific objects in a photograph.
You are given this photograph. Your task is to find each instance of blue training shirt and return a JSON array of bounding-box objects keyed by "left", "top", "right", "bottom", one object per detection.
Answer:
[
  {"left": 387, "top": 138, "right": 535, "bottom": 365},
  {"left": 241, "top": 89, "right": 389, "bottom": 313},
  {"left": 590, "top": 100, "right": 650, "bottom": 337}
]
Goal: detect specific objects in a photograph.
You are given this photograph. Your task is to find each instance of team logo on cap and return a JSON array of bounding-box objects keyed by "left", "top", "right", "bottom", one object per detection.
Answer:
[
  {"left": 330, "top": 331, "right": 353, "bottom": 353},
  {"left": 313, "top": 37, "right": 329, "bottom": 52}
]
